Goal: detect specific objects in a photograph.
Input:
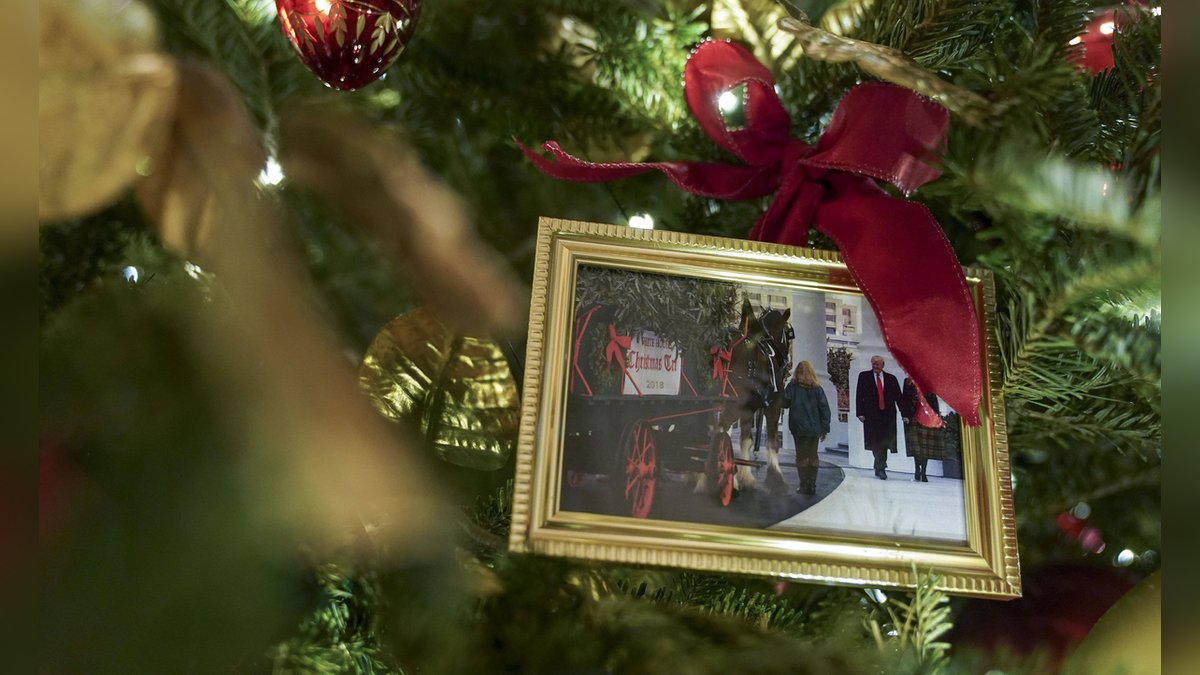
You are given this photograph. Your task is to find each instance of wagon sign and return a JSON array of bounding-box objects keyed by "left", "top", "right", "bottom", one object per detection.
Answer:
[{"left": 622, "top": 331, "right": 682, "bottom": 396}]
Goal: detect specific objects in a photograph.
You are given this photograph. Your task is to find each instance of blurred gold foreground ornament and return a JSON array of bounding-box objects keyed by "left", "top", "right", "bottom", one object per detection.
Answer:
[
  {"left": 40, "top": 0, "right": 453, "bottom": 563},
  {"left": 1065, "top": 566, "right": 1156, "bottom": 672},
  {"left": 39, "top": 0, "right": 178, "bottom": 221},
  {"left": 360, "top": 307, "right": 520, "bottom": 471},
  {"left": 1063, "top": 570, "right": 1161, "bottom": 675}
]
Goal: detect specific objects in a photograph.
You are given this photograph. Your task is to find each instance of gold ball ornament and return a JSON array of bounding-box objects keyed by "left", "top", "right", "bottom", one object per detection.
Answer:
[
  {"left": 1063, "top": 570, "right": 1161, "bottom": 675},
  {"left": 39, "top": 0, "right": 178, "bottom": 222},
  {"left": 359, "top": 307, "right": 520, "bottom": 471},
  {"left": 818, "top": 0, "right": 875, "bottom": 36}
]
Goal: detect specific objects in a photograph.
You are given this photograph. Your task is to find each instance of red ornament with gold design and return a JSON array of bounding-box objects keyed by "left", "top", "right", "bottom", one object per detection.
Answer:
[{"left": 276, "top": 0, "right": 421, "bottom": 91}]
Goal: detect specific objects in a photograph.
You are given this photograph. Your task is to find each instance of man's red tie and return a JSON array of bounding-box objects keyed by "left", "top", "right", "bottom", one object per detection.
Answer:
[{"left": 876, "top": 372, "right": 885, "bottom": 410}]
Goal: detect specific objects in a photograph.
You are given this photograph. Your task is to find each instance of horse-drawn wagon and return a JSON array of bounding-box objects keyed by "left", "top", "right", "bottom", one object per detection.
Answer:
[{"left": 562, "top": 266, "right": 794, "bottom": 518}]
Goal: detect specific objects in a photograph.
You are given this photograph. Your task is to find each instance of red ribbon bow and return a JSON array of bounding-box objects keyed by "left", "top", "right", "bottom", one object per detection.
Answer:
[
  {"left": 606, "top": 324, "right": 641, "bottom": 395},
  {"left": 519, "top": 40, "right": 980, "bottom": 426},
  {"left": 710, "top": 345, "right": 736, "bottom": 398},
  {"left": 710, "top": 345, "right": 731, "bottom": 381}
]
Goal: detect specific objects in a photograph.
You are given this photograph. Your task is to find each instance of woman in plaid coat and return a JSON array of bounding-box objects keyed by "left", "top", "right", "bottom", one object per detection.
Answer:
[{"left": 898, "top": 377, "right": 947, "bottom": 482}]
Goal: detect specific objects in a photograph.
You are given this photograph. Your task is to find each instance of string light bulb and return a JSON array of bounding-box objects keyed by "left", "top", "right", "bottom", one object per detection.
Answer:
[
  {"left": 718, "top": 91, "right": 739, "bottom": 114},
  {"left": 629, "top": 214, "right": 654, "bottom": 229},
  {"left": 258, "top": 157, "right": 285, "bottom": 187}
]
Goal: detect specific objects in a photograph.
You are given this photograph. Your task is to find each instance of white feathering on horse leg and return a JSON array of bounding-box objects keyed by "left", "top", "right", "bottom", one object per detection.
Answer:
[
  {"left": 767, "top": 445, "right": 782, "bottom": 475},
  {"left": 737, "top": 434, "right": 757, "bottom": 490},
  {"left": 693, "top": 472, "right": 708, "bottom": 493}
]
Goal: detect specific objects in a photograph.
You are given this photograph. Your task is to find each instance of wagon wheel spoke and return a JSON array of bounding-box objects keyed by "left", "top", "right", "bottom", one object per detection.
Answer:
[
  {"left": 622, "top": 421, "right": 656, "bottom": 518},
  {"left": 715, "top": 432, "right": 735, "bottom": 506}
]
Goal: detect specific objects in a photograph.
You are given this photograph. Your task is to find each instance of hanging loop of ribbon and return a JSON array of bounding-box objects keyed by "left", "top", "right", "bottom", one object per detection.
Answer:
[{"left": 518, "top": 40, "right": 981, "bottom": 426}]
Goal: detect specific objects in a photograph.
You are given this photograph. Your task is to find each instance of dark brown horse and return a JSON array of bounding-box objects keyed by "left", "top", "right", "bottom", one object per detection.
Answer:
[{"left": 724, "top": 299, "right": 793, "bottom": 493}]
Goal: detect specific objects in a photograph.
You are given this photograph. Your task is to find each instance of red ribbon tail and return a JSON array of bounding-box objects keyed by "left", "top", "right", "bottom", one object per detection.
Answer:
[
  {"left": 813, "top": 182, "right": 982, "bottom": 426},
  {"left": 516, "top": 139, "right": 657, "bottom": 184},
  {"left": 914, "top": 387, "right": 945, "bottom": 428},
  {"left": 515, "top": 138, "right": 782, "bottom": 200}
]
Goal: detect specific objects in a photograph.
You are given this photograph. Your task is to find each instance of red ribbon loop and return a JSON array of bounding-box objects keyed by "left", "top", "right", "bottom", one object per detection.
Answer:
[
  {"left": 606, "top": 324, "right": 632, "bottom": 367},
  {"left": 521, "top": 40, "right": 981, "bottom": 426},
  {"left": 606, "top": 324, "right": 641, "bottom": 396},
  {"left": 710, "top": 345, "right": 731, "bottom": 381}
]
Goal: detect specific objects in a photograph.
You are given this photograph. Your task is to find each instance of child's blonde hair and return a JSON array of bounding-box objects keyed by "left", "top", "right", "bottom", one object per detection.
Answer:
[{"left": 793, "top": 360, "right": 819, "bottom": 387}]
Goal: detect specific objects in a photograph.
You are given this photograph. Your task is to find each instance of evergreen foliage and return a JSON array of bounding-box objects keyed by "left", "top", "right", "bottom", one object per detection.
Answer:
[
  {"left": 864, "top": 573, "right": 953, "bottom": 674},
  {"left": 39, "top": 0, "right": 1160, "bottom": 673},
  {"left": 575, "top": 264, "right": 739, "bottom": 374}
]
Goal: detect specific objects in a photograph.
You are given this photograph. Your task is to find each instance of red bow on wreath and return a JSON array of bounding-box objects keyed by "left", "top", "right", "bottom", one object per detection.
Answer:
[
  {"left": 518, "top": 40, "right": 980, "bottom": 427},
  {"left": 605, "top": 324, "right": 641, "bottom": 396},
  {"left": 710, "top": 344, "right": 739, "bottom": 399},
  {"left": 710, "top": 345, "right": 731, "bottom": 381}
]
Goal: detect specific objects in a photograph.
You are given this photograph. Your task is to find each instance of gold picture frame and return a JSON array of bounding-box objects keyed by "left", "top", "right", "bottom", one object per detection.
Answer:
[{"left": 509, "top": 217, "right": 1019, "bottom": 599}]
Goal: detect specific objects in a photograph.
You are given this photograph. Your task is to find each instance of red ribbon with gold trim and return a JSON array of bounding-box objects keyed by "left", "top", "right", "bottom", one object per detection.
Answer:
[{"left": 519, "top": 40, "right": 980, "bottom": 426}]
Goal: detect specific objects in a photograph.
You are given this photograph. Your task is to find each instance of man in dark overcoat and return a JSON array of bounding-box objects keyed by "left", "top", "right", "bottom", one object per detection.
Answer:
[{"left": 856, "top": 355, "right": 903, "bottom": 480}]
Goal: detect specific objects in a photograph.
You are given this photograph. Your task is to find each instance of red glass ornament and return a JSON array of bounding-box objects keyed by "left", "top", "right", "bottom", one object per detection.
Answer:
[
  {"left": 276, "top": 0, "right": 421, "bottom": 91},
  {"left": 1068, "top": 4, "right": 1159, "bottom": 74},
  {"left": 1056, "top": 510, "right": 1086, "bottom": 539},
  {"left": 1068, "top": 8, "right": 1117, "bottom": 73}
]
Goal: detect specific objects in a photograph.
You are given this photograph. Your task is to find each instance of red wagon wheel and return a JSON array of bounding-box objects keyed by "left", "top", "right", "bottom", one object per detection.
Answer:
[
  {"left": 707, "top": 432, "right": 736, "bottom": 506},
  {"left": 618, "top": 420, "right": 657, "bottom": 518}
]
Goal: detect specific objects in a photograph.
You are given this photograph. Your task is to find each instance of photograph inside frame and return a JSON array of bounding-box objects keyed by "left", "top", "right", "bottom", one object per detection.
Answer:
[{"left": 560, "top": 263, "right": 968, "bottom": 545}]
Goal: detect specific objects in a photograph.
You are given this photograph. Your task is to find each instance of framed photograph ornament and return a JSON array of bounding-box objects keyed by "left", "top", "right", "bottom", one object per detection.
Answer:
[{"left": 509, "top": 218, "right": 1020, "bottom": 599}]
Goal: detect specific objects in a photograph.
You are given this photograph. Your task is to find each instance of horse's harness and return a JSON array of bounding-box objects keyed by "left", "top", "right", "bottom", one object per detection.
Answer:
[{"left": 741, "top": 309, "right": 794, "bottom": 404}]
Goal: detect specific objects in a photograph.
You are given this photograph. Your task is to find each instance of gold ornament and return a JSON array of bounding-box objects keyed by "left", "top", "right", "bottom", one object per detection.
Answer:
[
  {"left": 1063, "top": 570, "right": 1160, "bottom": 675},
  {"left": 360, "top": 307, "right": 519, "bottom": 471},
  {"left": 816, "top": 0, "right": 876, "bottom": 36},
  {"left": 777, "top": 15, "right": 990, "bottom": 126},
  {"left": 712, "top": 0, "right": 803, "bottom": 72},
  {"left": 130, "top": 60, "right": 449, "bottom": 562},
  {"left": 39, "top": 0, "right": 178, "bottom": 221},
  {"left": 136, "top": 62, "right": 267, "bottom": 259}
]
